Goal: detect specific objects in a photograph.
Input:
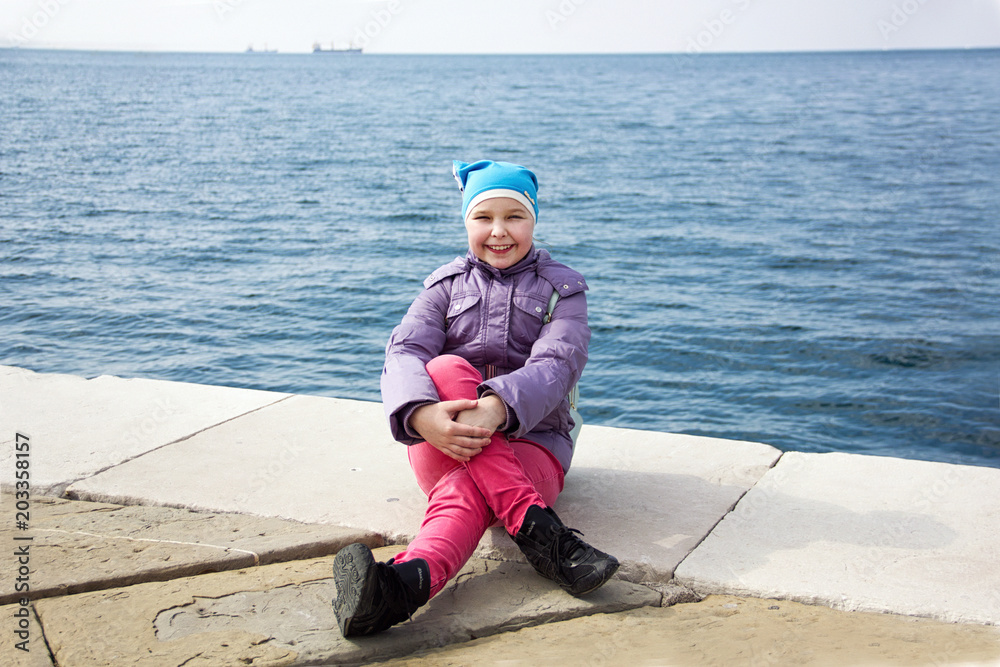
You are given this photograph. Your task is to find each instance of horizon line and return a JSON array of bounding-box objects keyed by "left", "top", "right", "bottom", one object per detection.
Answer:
[{"left": 3, "top": 44, "right": 1000, "bottom": 58}]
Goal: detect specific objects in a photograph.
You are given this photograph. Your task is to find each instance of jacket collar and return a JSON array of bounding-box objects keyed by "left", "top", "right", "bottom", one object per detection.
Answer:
[{"left": 465, "top": 246, "right": 540, "bottom": 279}]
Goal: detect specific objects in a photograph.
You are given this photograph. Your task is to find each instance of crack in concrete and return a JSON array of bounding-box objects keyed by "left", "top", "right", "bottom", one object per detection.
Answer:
[
  {"left": 153, "top": 584, "right": 338, "bottom": 644},
  {"left": 31, "top": 603, "right": 59, "bottom": 667},
  {"left": 672, "top": 450, "right": 787, "bottom": 577},
  {"left": 175, "top": 651, "right": 204, "bottom": 666}
]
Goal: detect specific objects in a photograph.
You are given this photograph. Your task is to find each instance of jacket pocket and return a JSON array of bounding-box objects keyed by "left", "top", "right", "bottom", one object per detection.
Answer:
[
  {"left": 445, "top": 292, "right": 482, "bottom": 343},
  {"left": 510, "top": 292, "right": 547, "bottom": 350}
]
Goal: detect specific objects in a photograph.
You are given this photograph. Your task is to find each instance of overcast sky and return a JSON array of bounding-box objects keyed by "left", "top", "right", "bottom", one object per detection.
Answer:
[{"left": 2, "top": 0, "right": 999, "bottom": 54}]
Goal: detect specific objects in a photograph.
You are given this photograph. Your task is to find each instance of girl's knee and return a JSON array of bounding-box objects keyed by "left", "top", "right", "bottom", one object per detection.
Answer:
[
  {"left": 425, "top": 355, "right": 483, "bottom": 400},
  {"left": 426, "top": 354, "right": 478, "bottom": 379}
]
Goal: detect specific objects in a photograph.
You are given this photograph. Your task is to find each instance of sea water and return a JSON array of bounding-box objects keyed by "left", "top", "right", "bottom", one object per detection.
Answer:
[{"left": 1, "top": 48, "right": 998, "bottom": 467}]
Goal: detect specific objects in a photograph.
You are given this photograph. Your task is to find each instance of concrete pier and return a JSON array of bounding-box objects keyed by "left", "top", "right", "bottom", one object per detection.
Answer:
[{"left": 2, "top": 364, "right": 999, "bottom": 665}]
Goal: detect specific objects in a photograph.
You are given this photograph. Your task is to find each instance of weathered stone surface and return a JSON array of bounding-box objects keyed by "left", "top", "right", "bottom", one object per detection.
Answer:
[
  {"left": 675, "top": 452, "right": 1000, "bottom": 624},
  {"left": 475, "top": 425, "right": 782, "bottom": 583},
  {"left": 12, "top": 363, "right": 1000, "bottom": 657},
  {"left": 380, "top": 595, "right": 1000, "bottom": 667},
  {"left": 0, "top": 602, "right": 53, "bottom": 667},
  {"left": 0, "top": 365, "right": 289, "bottom": 494},
  {"left": 34, "top": 547, "right": 658, "bottom": 666},
  {"left": 644, "top": 581, "right": 702, "bottom": 607},
  {"left": 0, "top": 496, "right": 379, "bottom": 605},
  {"left": 70, "top": 402, "right": 782, "bottom": 587},
  {"left": 66, "top": 394, "right": 430, "bottom": 540}
]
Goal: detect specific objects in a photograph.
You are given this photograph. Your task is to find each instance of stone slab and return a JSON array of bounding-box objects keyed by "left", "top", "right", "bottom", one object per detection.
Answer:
[
  {"left": 33, "top": 546, "right": 660, "bottom": 666},
  {"left": 67, "top": 394, "right": 782, "bottom": 586},
  {"left": 66, "top": 394, "right": 430, "bottom": 539},
  {"left": 0, "top": 496, "right": 379, "bottom": 605},
  {"left": 674, "top": 451, "right": 1000, "bottom": 624},
  {"left": 476, "top": 424, "right": 782, "bottom": 583},
  {"left": 0, "top": 366, "right": 290, "bottom": 494},
  {"left": 380, "top": 595, "right": 1000, "bottom": 667}
]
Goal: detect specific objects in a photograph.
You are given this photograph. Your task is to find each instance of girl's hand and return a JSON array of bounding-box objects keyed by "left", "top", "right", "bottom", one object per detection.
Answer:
[
  {"left": 411, "top": 400, "right": 493, "bottom": 462},
  {"left": 454, "top": 394, "right": 506, "bottom": 434}
]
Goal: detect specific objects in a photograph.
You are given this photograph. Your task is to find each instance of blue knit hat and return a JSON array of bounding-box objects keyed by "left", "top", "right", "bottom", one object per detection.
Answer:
[{"left": 453, "top": 160, "right": 539, "bottom": 222}]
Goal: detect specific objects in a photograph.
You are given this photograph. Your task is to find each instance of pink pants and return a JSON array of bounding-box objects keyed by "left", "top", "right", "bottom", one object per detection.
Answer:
[{"left": 392, "top": 355, "right": 565, "bottom": 597}]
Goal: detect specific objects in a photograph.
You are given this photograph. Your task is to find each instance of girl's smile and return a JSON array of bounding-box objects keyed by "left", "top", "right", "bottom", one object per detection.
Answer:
[{"left": 465, "top": 197, "right": 535, "bottom": 269}]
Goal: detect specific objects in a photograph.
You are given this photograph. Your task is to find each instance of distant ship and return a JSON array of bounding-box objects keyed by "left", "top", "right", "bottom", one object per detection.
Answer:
[
  {"left": 246, "top": 44, "right": 277, "bottom": 53},
  {"left": 312, "top": 42, "right": 362, "bottom": 54}
]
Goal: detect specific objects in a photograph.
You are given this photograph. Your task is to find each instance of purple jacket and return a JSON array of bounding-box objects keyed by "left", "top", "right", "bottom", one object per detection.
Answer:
[{"left": 381, "top": 247, "right": 590, "bottom": 473}]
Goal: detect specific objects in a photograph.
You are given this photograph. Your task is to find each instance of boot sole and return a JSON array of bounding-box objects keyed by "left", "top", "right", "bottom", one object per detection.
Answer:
[{"left": 332, "top": 543, "right": 378, "bottom": 637}]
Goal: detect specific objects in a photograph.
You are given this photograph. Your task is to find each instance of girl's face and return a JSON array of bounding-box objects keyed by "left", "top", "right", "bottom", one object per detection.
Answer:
[{"left": 465, "top": 197, "right": 535, "bottom": 269}]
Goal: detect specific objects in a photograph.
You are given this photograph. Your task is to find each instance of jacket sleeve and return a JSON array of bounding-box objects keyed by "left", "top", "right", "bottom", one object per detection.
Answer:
[
  {"left": 481, "top": 289, "right": 590, "bottom": 438},
  {"left": 381, "top": 280, "right": 451, "bottom": 444}
]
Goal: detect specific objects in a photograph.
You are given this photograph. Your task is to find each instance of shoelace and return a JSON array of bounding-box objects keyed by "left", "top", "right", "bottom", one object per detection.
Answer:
[{"left": 549, "top": 524, "right": 589, "bottom": 567}]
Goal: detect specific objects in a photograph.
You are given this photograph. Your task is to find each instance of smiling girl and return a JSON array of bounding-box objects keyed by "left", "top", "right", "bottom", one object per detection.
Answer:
[{"left": 332, "top": 160, "right": 619, "bottom": 637}]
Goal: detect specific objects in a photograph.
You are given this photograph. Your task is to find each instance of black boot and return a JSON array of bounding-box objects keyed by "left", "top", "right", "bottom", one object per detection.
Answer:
[
  {"left": 332, "top": 543, "right": 430, "bottom": 637},
  {"left": 512, "top": 504, "right": 619, "bottom": 596}
]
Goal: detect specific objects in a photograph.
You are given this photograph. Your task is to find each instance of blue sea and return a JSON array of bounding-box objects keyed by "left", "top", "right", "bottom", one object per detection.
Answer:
[{"left": 2, "top": 48, "right": 998, "bottom": 468}]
